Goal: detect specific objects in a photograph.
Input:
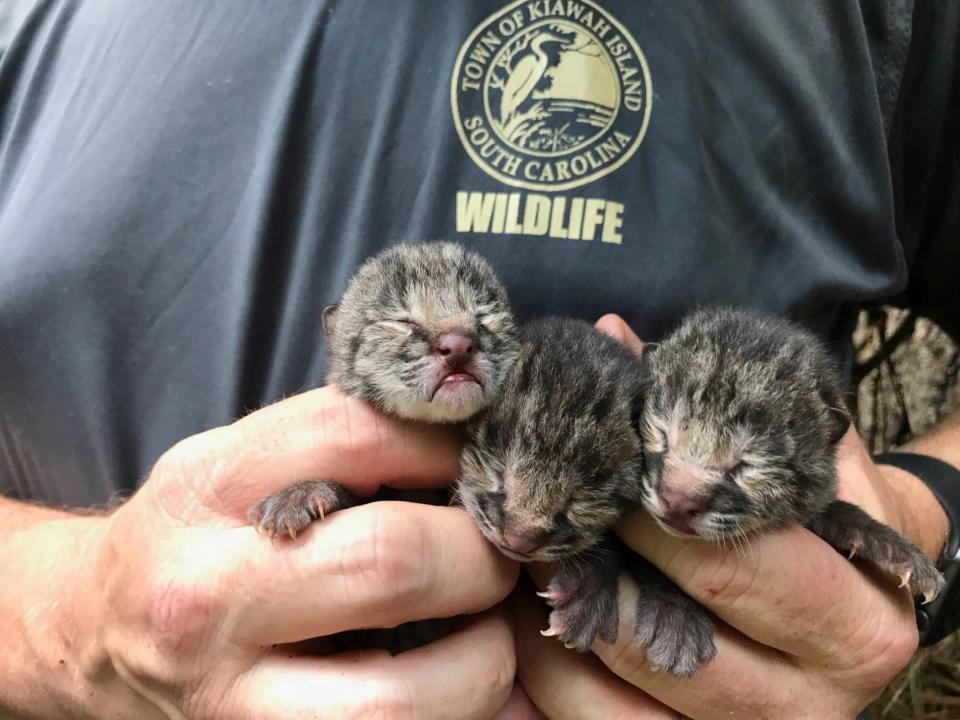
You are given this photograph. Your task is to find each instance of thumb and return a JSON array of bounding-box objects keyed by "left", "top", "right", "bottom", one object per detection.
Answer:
[{"left": 594, "top": 314, "right": 645, "bottom": 357}]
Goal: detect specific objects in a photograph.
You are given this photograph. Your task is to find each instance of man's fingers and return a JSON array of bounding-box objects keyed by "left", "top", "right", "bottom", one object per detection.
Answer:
[
  {"left": 518, "top": 568, "right": 846, "bottom": 719},
  {"left": 494, "top": 682, "right": 548, "bottom": 720},
  {"left": 513, "top": 579, "right": 681, "bottom": 720},
  {"left": 594, "top": 313, "right": 645, "bottom": 356},
  {"left": 154, "top": 387, "right": 463, "bottom": 520},
  {"left": 226, "top": 502, "right": 518, "bottom": 645},
  {"left": 589, "top": 573, "right": 812, "bottom": 720},
  {"left": 241, "top": 610, "right": 515, "bottom": 720},
  {"left": 616, "top": 510, "right": 918, "bottom": 671}
]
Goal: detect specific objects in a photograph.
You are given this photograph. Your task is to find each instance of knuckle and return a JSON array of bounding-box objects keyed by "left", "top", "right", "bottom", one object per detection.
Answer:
[
  {"left": 601, "top": 632, "right": 654, "bottom": 685},
  {"left": 156, "top": 433, "right": 214, "bottom": 480},
  {"left": 829, "top": 602, "right": 919, "bottom": 691},
  {"left": 467, "top": 618, "right": 515, "bottom": 710},
  {"left": 344, "top": 505, "right": 428, "bottom": 606},
  {"left": 323, "top": 393, "right": 392, "bottom": 462},
  {"left": 143, "top": 572, "right": 220, "bottom": 659},
  {"left": 183, "top": 680, "right": 242, "bottom": 720},
  {"left": 860, "top": 615, "right": 919, "bottom": 685},
  {"left": 685, "top": 549, "right": 760, "bottom": 609},
  {"left": 479, "top": 645, "right": 516, "bottom": 707},
  {"left": 153, "top": 429, "right": 235, "bottom": 510},
  {"left": 348, "top": 680, "right": 416, "bottom": 720}
]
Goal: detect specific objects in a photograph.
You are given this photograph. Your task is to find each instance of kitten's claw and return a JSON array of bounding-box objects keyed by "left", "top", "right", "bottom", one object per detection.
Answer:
[
  {"left": 808, "top": 501, "right": 946, "bottom": 603},
  {"left": 540, "top": 561, "right": 619, "bottom": 652},
  {"left": 536, "top": 591, "right": 551, "bottom": 599},
  {"left": 910, "top": 566, "right": 946, "bottom": 605},
  {"left": 248, "top": 480, "right": 358, "bottom": 540},
  {"left": 540, "top": 627, "right": 557, "bottom": 637}
]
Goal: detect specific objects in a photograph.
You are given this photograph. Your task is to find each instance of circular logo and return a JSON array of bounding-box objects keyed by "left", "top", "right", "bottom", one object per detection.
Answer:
[{"left": 451, "top": 0, "right": 652, "bottom": 192}]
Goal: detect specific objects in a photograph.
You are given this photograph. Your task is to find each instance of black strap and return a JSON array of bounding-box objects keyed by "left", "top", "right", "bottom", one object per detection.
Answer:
[{"left": 873, "top": 452, "right": 960, "bottom": 645}]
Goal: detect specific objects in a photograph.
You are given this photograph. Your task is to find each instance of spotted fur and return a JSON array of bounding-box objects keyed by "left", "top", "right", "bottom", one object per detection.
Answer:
[
  {"left": 326, "top": 241, "right": 519, "bottom": 422},
  {"left": 455, "top": 319, "right": 719, "bottom": 675},
  {"left": 459, "top": 317, "right": 647, "bottom": 561},
  {"left": 640, "top": 307, "right": 848, "bottom": 536},
  {"left": 643, "top": 307, "right": 943, "bottom": 605},
  {"left": 250, "top": 242, "right": 519, "bottom": 539},
  {"left": 248, "top": 241, "right": 521, "bottom": 655}
]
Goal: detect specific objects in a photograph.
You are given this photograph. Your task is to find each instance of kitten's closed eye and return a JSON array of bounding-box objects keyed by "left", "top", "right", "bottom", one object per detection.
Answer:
[
  {"left": 477, "top": 490, "right": 505, "bottom": 515},
  {"left": 723, "top": 460, "right": 747, "bottom": 484},
  {"left": 478, "top": 311, "right": 511, "bottom": 332},
  {"left": 377, "top": 319, "right": 417, "bottom": 336},
  {"left": 645, "top": 426, "right": 668, "bottom": 451}
]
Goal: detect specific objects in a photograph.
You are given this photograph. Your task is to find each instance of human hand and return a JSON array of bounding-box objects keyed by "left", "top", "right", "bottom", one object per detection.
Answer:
[
  {"left": 514, "top": 314, "right": 944, "bottom": 719},
  {"left": 80, "top": 387, "right": 518, "bottom": 719}
]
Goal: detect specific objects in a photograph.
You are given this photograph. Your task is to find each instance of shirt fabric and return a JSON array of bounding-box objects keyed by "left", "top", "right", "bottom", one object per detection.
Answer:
[{"left": 0, "top": 0, "right": 954, "bottom": 506}]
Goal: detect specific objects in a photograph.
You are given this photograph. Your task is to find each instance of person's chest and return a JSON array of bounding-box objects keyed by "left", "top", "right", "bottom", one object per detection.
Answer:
[{"left": 0, "top": 0, "right": 905, "bottom": 502}]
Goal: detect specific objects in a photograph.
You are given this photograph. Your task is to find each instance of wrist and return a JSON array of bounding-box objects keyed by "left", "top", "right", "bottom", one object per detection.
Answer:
[
  {"left": 0, "top": 511, "right": 122, "bottom": 719},
  {"left": 875, "top": 462, "right": 950, "bottom": 561}
]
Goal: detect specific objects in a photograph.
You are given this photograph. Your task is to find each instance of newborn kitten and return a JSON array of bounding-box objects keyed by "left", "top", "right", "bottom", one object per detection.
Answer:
[
  {"left": 249, "top": 241, "right": 519, "bottom": 538},
  {"left": 458, "top": 317, "right": 717, "bottom": 676},
  {"left": 639, "top": 308, "right": 945, "bottom": 668}
]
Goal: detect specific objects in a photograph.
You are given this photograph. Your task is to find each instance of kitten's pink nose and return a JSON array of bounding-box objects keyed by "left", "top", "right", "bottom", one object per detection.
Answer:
[
  {"left": 657, "top": 486, "right": 707, "bottom": 519},
  {"left": 434, "top": 333, "right": 477, "bottom": 367},
  {"left": 499, "top": 531, "right": 541, "bottom": 556}
]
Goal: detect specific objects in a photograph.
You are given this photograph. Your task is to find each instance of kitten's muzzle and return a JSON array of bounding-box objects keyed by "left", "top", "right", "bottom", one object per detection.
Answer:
[
  {"left": 492, "top": 528, "right": 559, "bottom": 562},
  {"left": 654, "top": 486, "right": 708, "bottom": 537},
  {"left": 428, "top": 332, "right": 486, "bottom": 399},
  {"left": 430, "top": 367, "right": 484, "bottom": 400},
  {"left": 499, "top": 530, "right": 542, "bottom": 557},
  {"left": 433, "top": 332, "right": 478, "bottom": 369}
]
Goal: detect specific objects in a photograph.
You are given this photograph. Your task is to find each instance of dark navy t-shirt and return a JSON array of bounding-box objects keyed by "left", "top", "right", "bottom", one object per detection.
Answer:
[{"left": 0, "top": 0, "right": 955, "bottom": 505}]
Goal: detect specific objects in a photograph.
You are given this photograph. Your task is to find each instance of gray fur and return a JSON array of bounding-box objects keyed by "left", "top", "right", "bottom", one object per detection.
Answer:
[
  {"left": 250, "top": 242, "right": 519, "bottom": 539},
  {"left": 248, "top": 241, "right": 521, "bottom": 656},
  {"left": 643, "top": 307, "right": 943, "bottom": 603},
  {"left": 461, "top": 308, "right": 941, "bottom": 678},
  {"left": 456, "top": 319, "right": 719, "bottom": 676},
  {"left": 640, "top": 307, "right": 848, "bottom": 536},
  {"left": 458, "top": 317, "right": 647, "bottom": 561},
  {"left": 326, "top": 241, "right": 519, "bottom": 422}
]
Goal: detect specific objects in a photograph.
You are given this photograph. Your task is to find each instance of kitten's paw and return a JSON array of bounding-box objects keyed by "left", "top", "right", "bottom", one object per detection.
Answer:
[
  {"left": 539, "top": 565, "right": 619, "bottom": 652},
  {"left": 873, "top": 539, "right": 945, "bottom": 604},
  {"left": 539, "top": 578, "right": 619, "bottom": 652},
  {"left": 248, "top": 480, "right": 356, "bottom": 539},
  {"left": 896, "top": 560, "right": 945, "bottom": 606},
  {"left": 633, "top": 584, "right": 716, "bottom": 678},
  {"left": 809, "top": 500, "right": 946, "bottom": 603}
]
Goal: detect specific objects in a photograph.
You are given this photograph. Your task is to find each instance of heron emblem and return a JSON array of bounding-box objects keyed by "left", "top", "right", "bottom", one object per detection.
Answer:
[{"left": 452, "top": 0, "right": 651, "bottom": 191}]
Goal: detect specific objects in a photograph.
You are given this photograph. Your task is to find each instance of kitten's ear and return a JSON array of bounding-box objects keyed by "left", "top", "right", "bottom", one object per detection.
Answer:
[
  {"left": 631, "top": 351, "right": 654, "bottom": 432},
  {"left": 819, "top": 379, "right": 851, "bottom": 445},
  {"left": 322, "top": 304, "right": 339, "bottom": 341},
  {"left": 827, "top": 405, "right": 851, "bottom": 445}
]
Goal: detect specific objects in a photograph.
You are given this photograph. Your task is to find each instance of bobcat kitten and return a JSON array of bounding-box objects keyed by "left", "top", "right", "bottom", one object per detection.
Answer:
[
  {"left": 249, "top": 241, "right": 519, "bottom": 538},
  {"left": 458, "top": 317, "right": 718, "bottom": 677},
  {"left": 637, "top": 308, "right": 944, "bottom": 671},
  {"left": 641, "top": 308, "right": 943, "bottom": 599}
]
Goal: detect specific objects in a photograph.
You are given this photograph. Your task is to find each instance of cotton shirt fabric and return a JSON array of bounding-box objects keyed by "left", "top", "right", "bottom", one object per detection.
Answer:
[{"left": 0, "top": 0, "right": 956, "bottom": 505}]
